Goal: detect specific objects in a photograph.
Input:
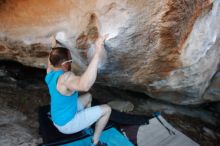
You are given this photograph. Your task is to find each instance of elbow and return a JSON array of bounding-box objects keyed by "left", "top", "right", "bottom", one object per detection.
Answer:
[
  {"left": 81, "top": 84, "right": 90, "bottom": 92},
  {"left": 85, "top": 89, "right": 90, "bottom": 92},
  {"left": 83, "top": 87, "right": 90, "bottom": 92}
]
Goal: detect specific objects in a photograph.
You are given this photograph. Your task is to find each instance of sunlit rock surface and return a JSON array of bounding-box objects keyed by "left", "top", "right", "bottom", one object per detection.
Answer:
[{"left": 0, "top": 0, "right": 219, "bottom": 104}]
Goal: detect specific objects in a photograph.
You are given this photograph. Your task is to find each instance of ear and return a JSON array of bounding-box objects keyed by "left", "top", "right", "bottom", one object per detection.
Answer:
[
  {"left": 61, "top": 63, "right": 70, "bottom": 71},
  {"left": 61, "top": 63, "right": 67, "bottom": 68}
]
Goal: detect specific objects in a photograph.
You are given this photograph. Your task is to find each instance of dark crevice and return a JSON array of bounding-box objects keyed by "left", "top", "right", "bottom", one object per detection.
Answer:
[{"left": 0, "top": 60, "right": 46, "bottom": 89}]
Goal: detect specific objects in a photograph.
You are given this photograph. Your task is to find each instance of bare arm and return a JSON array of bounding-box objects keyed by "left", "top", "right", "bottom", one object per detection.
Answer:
[
  {"left": 46, "top": 58, "right": 54, "bottom": 73},
  {"left": 61, "top": 54, "right": 99, "bottom": 92},
  {"left": 76, "top": 53, "right": 100, "bottom": 91},
  {"left": 46, "top": 35, "right": 57, "bottom": 73},
  {"left": 62, "top": 35, "right": 107, "bottom": 92}
]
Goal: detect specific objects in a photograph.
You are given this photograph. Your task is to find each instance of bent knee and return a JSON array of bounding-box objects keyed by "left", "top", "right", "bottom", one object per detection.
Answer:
[
  {"left": 85, "top": 93, "right": 92, "bottom": 101},
  {"left": 100, "top": 104, "right": 111, "bottom": 114},
  {"left": 86, "top": 92, "right": 92, "bottom": 98}
]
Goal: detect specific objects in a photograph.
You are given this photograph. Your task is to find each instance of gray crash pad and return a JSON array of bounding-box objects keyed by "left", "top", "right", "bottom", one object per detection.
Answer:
[{"left": 137, "top": 116, "right": 200, "bottom": 146}]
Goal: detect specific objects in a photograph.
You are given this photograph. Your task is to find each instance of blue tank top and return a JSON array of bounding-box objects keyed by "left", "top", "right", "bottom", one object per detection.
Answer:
[{"left": 45, "top": 70, "right": 78, "bottom": 126}]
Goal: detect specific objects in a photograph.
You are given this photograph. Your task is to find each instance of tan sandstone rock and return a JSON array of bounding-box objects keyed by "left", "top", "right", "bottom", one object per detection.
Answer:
[
  {"left": 0, "top": 0, "right": 219, "bottom": 104},
  {"left": 107, "top": 100, "right": 134, "bottom": 112}
]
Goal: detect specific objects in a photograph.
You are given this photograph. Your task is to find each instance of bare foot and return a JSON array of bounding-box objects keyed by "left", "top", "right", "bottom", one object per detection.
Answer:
[{"left": 92, "top": 137, "right": 99, "bottom": 145}]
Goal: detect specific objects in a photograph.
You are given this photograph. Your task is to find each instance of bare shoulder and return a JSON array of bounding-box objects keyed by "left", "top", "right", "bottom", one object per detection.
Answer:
[
  {"left": 57, "top": 71, "right": 77, "bottom": 95},
  {"left": 60, "top": 71, "right": 76, "bottom": 83},
  {"left": 58, "top": 71, "right": 81, "bottom": 92}
]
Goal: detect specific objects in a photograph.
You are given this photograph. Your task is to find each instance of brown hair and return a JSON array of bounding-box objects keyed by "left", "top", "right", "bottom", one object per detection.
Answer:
[{"left": 49, "top": 47, "right": 70, "bottom": 67}]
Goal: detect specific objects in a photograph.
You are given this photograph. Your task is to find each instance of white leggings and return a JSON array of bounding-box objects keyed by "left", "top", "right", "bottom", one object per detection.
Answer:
[{"left": 54, "top": 99, "right": 102, "bottom": 134}]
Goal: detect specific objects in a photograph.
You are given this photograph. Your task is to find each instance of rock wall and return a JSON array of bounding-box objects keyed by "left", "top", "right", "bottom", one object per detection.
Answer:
[{"left": 0, "top": 0, "right": 219, "bottom": 105}]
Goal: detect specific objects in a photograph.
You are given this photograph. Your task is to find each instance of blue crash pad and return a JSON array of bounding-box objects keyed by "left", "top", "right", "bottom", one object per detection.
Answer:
[{"left": 62, "top": 128, "right": 134, "bottom": 146}]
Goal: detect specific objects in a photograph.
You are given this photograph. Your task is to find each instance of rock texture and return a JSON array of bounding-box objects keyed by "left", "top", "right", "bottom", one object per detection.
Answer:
[
  {"left": 107, "top": 100, "right": 134, "bottom": 112},
  {"left": 0, "top": 104, "right": 41, "bottom": 145},
  {"left": 203, "top": 71, "right": 220, "bottom": 101},
  {"left": 0, "top": 0, "right": 220, "bottom": 104}
]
